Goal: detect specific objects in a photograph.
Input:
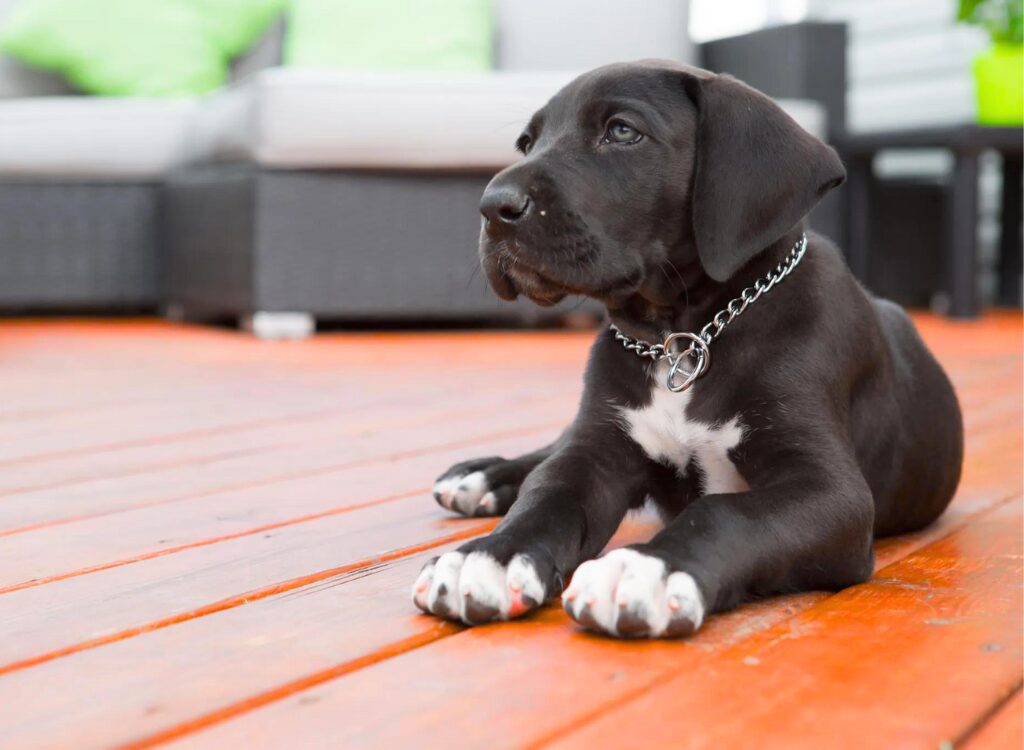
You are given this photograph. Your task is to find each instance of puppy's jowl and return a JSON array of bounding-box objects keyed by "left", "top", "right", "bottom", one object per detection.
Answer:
[{"left": 412, "top": 61, "right": 963, "bottom": 638}]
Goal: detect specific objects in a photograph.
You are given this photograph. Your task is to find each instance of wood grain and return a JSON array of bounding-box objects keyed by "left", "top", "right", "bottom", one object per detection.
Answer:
[
  {"left": 140, "top": 495, "right": 1017, "bottom": 750},
  {"left": 0, "top": 374, "right": 568, "bottom": 497},
  {"left": 0, "top": 518, "right": 662, "bottom": 750},
  {"left": 545, "top": 500, "right": 1023, "bottom": 750},
  {"left": 0, "top": 412, "right": 568, "bottom": 593},
  {"left": 962, "top": 689, "right": 1024, "bottom": 749},
  {"left": 0, "top": 313, "right": 1017, "bottom": 750},
  {"left": 0, "top": 432, "right": 557, "bottom": 670},
  {"left": 0, "top": 387, "right": 573, "bottom": 536}
]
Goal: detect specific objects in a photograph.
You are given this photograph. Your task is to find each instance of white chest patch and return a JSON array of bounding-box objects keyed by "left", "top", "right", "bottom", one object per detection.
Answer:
[{"left": 619, "top": 364, "right": 749, "bottom": 495}]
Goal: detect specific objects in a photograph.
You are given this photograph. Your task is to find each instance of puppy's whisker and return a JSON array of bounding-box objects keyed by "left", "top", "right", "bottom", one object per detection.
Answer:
[
  {"left": 662, "top": 258, "right": 690, "bottom": 310},
  {"left": 466, "top": 261, "right": 483, "bottom": 290},
  {"left": 664, "top": 259, "right": 686, "bottom": 287},
  {"left": 569, "top": 295, "right": 589, "bottom": 312}
]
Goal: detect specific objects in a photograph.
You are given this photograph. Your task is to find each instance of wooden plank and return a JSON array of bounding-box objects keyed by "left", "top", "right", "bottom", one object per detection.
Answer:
[
  {"left": 547, "top": 501, "right": 1023, "bottom": 750},
  {"left": 959, "top": 418, "right": 1024, "bottom": 497},
  {"left": 962, "top": 690, "right": 1024, "bottom": 750},
  {"left": 0, "top": 481, "right": 1012, "bottom": 750},
  {"left": 0, "top": 432, "right": 554, "bottom": 671},
  {"left": 0, "top": 384, "right": 575, "bottom": 533},
  {"left": 0, "top": 402, "right": 571, "bottom": 593},
  {"left": 0, "top": 371, "right": 571, "bottom": 497},
  {"left": 0, "top": 322, "right": 595, "bottom": 383},
  {"left": 0, "top": 315, "right": 1015, "bottom": 750},
  {"left": 0, "top": 355, "right": 1005, "bottom": 503},
  {"left": 0, "top": 368, "right": 566, "bottom": 467},
  {"left": 0, "top": 386, "right": 387, "bottom": 465},
  {"left": 909, "top": 311, "right": 1022, "bottom": 356},
  {"left": 0, "top": 311, "right": 1011, "bottom": 397},
  {"left": 0, "top": 372, "right": 1010, "bottom": 543},
  {"left": 0, "top": 415, "right": 1014, "bottom": 729},
  {"left": 0, "top": 505, "right": 491, "bottom": 679},
  {"left": 0, "top": 340, "right": 1012, "bottom": 559},
  {"left": 132, "top": 498, "right": 1019, "bottom": 750},
  {"left": 0, "top": 517, "right": 655, "bottom": 750},
  {"left": 0, "top": 314, "right": 1011, "bottom": 477},
  {"left": 2, "top": 381, "right": 1015, "bottom": 655},
  {"left": 0, "top": 323, "right": 591, "bottom": 465}
]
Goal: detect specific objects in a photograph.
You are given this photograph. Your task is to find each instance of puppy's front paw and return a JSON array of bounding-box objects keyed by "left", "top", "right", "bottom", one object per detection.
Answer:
[
  {"left": 433, "top": 471, "right": 497, "bottom": 517},
  {"left": 562, "top": 549, "right": 704, "bottom": 638},
  {"left": 411, "top": 550, "right": 550, "bottom": 624},
  {"left": 432, "top": 456, "right": 525, "bottom": 517}
]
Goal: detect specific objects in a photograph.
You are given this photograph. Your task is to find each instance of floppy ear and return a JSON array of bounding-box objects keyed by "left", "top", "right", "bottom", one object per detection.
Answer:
[{"left": 683, "top": 73, "right": 845, "bottom": 281}]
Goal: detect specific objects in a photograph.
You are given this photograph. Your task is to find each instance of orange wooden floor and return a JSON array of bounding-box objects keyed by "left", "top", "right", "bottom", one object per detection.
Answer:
[{"left": 0, "top": 313, "right": 1020, "bottom": 750}]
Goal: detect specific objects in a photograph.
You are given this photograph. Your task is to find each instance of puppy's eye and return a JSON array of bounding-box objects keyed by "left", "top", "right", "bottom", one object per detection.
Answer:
[
  {"left": 602, "top": 120, "right": 643, "bottom": 145},
  {"left": 515, "top": 133, "right": 532, "bottom": 154}
]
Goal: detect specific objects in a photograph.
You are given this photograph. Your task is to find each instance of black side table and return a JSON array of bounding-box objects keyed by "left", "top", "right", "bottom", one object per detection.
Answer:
[{"left": 837, "top": 125, "right": 1022, "bottom": 318}]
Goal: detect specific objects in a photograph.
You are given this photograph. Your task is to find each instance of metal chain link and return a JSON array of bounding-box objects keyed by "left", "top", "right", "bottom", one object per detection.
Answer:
[{"left": 610, "top": 233, "right": 808, "bottom": 392}]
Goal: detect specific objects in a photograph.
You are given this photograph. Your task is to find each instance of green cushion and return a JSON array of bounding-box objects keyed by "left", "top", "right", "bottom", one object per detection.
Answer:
[
  {"left": 285, "top": 0, "right": 492, "bottom": 72},
  {"left": 0, "top": 0, "right": 285, "bottom": 97}
]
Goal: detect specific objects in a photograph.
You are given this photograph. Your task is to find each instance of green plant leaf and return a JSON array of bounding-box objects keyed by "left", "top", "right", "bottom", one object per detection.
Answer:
[{"left": 958, "top": 0, "right": 985, "bottom": 22}]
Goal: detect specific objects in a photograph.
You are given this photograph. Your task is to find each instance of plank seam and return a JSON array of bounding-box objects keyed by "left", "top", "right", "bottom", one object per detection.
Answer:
[
  {"left": 0, "top": 415, "right": 566, "bottom": 538},
  {"left": 103, "top": 491, "right": 1023, "bottom": 750},
  {"left": 523, "top": 492, "right": 1024, "bottom": 750},
  {"left": 0, "top": 488, "right": 428, "bottom": 596},
  {"left": 0, "top": 522, "right": 495, "bottom": 677},
  {"left": 0, "top": 420, "right": 560, "bottom": 585},
  {"left": 0, "top": 376, "right": 566, "bottom": 468},
  {"left": 950, "top": 682, "right": 1024, "bottom": 749},
  {"left": 112, "top": 625, "right": 463, "bottom": 750},
  {"left": 0, "top": 383, "right": 575, "bottom": 497}
]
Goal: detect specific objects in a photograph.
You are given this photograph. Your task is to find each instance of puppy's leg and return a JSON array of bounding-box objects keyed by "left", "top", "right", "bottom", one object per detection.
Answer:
[
  {"left": 433, "top": 442, "right": 556, "bottom": 517},
  {"left": 414, "top": 434, "right": 649, "bottom": 624},
  {"left": 564, "top": 447, "right": 875, "bottom": 638}
]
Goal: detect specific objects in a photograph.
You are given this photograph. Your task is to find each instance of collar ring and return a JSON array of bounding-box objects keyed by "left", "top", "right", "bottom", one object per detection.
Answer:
[{"left": 664, "top": 332, "right": 710, "bottom": 393}]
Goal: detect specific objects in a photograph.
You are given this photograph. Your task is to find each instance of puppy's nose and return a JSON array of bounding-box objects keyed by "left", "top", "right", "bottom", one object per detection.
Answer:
[{"left": 480, "top": 185, "right": 531, "bottom": 232}]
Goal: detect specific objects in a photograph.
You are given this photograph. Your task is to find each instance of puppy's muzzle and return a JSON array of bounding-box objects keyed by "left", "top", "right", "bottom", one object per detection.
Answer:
[{"left": 477, "top": 171, "right": 580, "bottom": 306}]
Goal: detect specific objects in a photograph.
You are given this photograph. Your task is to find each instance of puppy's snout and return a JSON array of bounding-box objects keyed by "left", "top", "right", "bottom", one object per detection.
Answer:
[{"left": 480, "top": 184, "right": 531, "bottom": 235}]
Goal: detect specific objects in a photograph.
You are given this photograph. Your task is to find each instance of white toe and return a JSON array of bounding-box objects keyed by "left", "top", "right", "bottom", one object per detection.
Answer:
[
  {"left": 458, "top": 552, "right": 509, "bottom": 616},
  {"left": 614, "top": 553, "right": 671, "bottom": 634},
  {"left": 562, "top": 549, "right": 705, "bottom": 638},
  {"left": 562, "top": 549, "right": 631, "bottom": 632},
  {"left": 479, "top": 491, "right": 498, "bottom": 513},
  {"left": 665, "top": 571, "right": 704, "bottom": 632},
  {"left": 434, "top": 471, "right": 492, "bottom": 516},
  {"left": 412, "top": 550, "right": 547, "bottom": 623},
  {"left": 449, "top": 471, "right": 489, "bottom": 515},
  {"left": 506, "top": 554, "right": 546, "bottom": 613},
  {"left": 426, "top": 551, "right": 465, "bottom": 616},
  {"left": 432, "top": 476, "right": 459, "bottom": 509},
  {"left": 411, "top": 560, "right": 435, "bottom": 611}
]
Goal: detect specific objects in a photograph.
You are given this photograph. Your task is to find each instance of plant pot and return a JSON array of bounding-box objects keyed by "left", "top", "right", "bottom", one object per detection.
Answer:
[{"left": 972, "top": 42, "right": 1024, "bottom": 125}]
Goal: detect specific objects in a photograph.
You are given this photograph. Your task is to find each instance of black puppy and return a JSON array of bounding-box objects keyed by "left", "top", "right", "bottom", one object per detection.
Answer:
[{"left": 412, "top": 61, "right": 963, "bottom": 638}]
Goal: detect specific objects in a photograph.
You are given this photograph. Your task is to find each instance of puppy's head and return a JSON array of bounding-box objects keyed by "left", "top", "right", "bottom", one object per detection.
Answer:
[{"left": 478, "top": 61, "right": 845, "bottom": 308}]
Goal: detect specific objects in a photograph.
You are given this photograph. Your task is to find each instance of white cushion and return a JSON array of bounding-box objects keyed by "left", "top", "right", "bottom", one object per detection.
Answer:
[
  {"left": 495, "top": 0, "right": 696, "bottom": 71},
  {"left": 0, "top": 97, "right": 199, "bottom": 179},
  {"left": 187, "top": 68, "right": 829, "bottom": 171},
  {"left": 186, "top": 68, "right": 577, "bottom": 170}
]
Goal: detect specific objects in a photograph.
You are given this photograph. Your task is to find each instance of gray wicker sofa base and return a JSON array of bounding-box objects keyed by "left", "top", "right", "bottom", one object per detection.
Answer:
[
  {"left": 162, "top": 164, "right": 593, "bottom": 337},
  {"left": 0, "top": 180, "right": 160, "bottom": 311},
  {"left": 0, "top": 95, "right": 197, "bottom": 312}
]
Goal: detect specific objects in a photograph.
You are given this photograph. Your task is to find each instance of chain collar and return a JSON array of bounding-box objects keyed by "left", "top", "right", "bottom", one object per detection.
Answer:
[{"left": 610, "top": 233, "right": 808, "bottom": 393}]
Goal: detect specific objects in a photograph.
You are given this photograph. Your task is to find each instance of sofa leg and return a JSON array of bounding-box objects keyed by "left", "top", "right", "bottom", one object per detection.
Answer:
[
  {"left": 242, "top": 312, "right": 316, "bottom": 340},
  {"left": 163, "top": 304, "right": 187, "bottom": 322}
]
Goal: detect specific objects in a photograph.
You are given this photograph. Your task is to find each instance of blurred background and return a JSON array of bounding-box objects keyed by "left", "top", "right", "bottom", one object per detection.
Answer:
[{"left": 0, "top": 0, "right": 1020, "bottom": 337}]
